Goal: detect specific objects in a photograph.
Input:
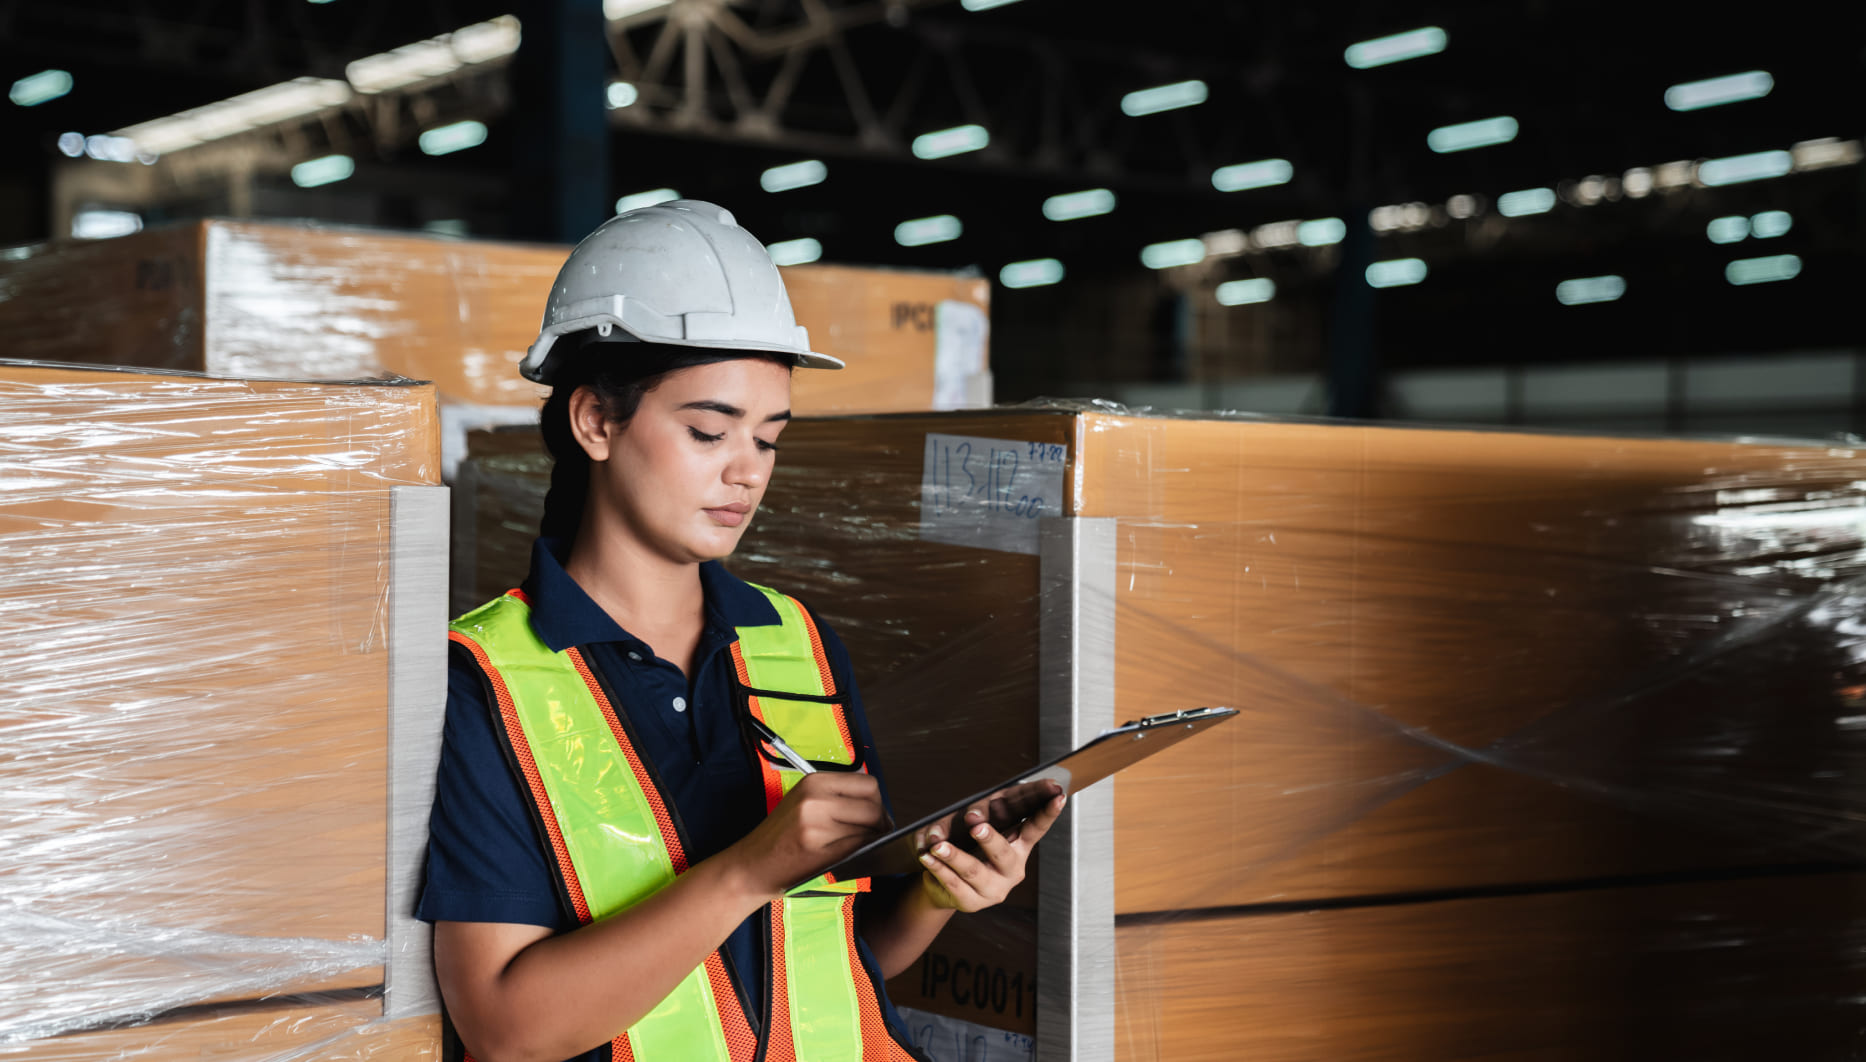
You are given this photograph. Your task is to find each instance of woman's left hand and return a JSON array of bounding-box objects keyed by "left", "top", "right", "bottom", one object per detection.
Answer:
[{"left": 916, "top": 784, "right": 1066, "bottom": 912}]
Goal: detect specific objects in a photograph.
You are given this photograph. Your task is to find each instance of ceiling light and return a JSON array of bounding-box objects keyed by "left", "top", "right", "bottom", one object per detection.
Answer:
[
  {"left": 1496, "top": 188, "right": 1556, "bottom": 217},
  {"left": 70, "top": 210, "right": 141, "bottom": 239},
  {"left": 1216, "top": 278, "right": 1275, "bottom": 305},
  {"left": 1344, "top": 26, "right": 1447, "bottom": 69},
  {"left": 912, "top": 124, "right": 989, "bottom": 160},
  {"left": 347, "top": 15, "right": 520, "bottom": 94},
  {"left": 1203, "top": 229, "right": 1247, "bottom": 257},
  {"left": 1366, "top": 258, "right": 1428, "bottom": 288},
  {"left": 1622, "top": 167, "right": 1654, "bottom": 198},
  {"left": 1706, "top": 216, "right": 1750, "bottom": 244},
  {"left": 604, "top": 0, "right": 672, "bottom": 20},
  {"left": 1698, "top": 150, "right": 1793, "bottom": 186},
  {"left": 1555, "top": 275, "right": 1625, "bottom": 306},
  {"left": 291, "top": 154, "right": 355, "bottom": 188},
  {"left": 418, "top": 120, "right": 487, "bottom": 156},
  {"left": 1000, "top": 258, "right": 1064, "bottom": 288},
  {"left": 1141, "top": 239, "right": 1205, "bottom": 270},
  {"left": 1427, "top": 116, "right": 1518, "bottom": 153},
  {"left": 56, "top": 132, "right": 84, "bottom": 158},
  {"left": 1792, "top": 138, "right": 1863, "bottom": 171},
  {"left": 1120, "top": 80, "right": 1208, "bottom": 117},
  {"left": 1725, "top": 254, "right": 1801, "bottom": 286},
  {"left": 1297, "top": 218, "right": 1347, "bottom": 246},
  {"left": 1251, "top": 220, "right": 1301, "bottom": 249},
  {"left": 607, "top": 82, "right": 639, "bottom": 109},
  {"left": 616, "top": 188, "right": 680, "bottom": 212},
  {"left": 1042, "top": 188, "right": 1115, "bottom": 221},
  {"left": 1750, "top": 210, "right": 1792, "bottom": 239},
  {"left": 761, "top": 160, "right": 828, "bottom": 193},
  {"left": 896, "top": 215, "right": 962, "bottom": 246},
  {"left": 1664, "top": 71, "right": 1773, "bottom": 112},
  {"left": 1212, "top": 158, "right": 1292, "bottom": 192},
  {"left": 960, "top": 0, "right": 1023, "bottom": 8},
  {"left": 84, "top": 135, "right": 138, "bottom": 163},
  {"left": 115, "top": 77, "right": 352, "bottom": 155},
  {"left": 10, "top": 69, "right": 73, "bottom": 107},
  {"left": 767, "top": 238, "right": 823, "bottom": 266}
]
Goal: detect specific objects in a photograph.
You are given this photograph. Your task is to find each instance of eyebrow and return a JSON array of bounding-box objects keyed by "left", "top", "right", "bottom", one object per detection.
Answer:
[{"left": 678, "top": 399, "right": 791, "bottom": 423}]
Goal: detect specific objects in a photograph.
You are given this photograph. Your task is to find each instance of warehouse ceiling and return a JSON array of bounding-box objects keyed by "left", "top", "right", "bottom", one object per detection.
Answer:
[{"left": 0, "top": 0, "right": 1860, "bottom": 378}]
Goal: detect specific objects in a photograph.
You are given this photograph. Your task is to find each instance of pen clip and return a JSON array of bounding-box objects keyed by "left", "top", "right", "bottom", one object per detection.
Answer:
[{"left": 749, "top": 715, "right": 816, "bottom": 775}]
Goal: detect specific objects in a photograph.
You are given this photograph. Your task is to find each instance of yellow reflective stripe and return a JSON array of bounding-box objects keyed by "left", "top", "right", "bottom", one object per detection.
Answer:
[
  {"left": 738, "top": 586, "right": 851, "bottom": 763},
  {"left": 783, "top": 896, "right": 865, "bottom": 1062},
  {"left": 628, "top": 965, "right": 732, "bottom": 1061}
]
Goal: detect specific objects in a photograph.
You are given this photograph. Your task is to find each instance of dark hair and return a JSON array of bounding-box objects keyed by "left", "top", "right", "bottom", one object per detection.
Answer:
[{"left": 538, "top": 339, "right": 793, "bottom": 543}]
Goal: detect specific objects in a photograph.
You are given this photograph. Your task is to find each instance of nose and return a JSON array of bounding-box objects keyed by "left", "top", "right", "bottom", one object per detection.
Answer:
[{"left": 724, "top": 435, "right": 768, "bottom": 490}]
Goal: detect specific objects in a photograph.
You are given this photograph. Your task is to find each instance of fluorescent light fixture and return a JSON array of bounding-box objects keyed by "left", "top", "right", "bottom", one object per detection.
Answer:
[
  {"left": 1297, "top": 217, "right": 1347, "bottom": 246},
  {"left": 760, "top": 160, "right": 828, "bottom": 193},
  {"left": 10, "top": 69, "right": 73, "bottom": 107},
  {"left": 605, "top": 0, "right": 672, "bottom": 18},
  {"left": 1216, "top": 278, "right": 1275, "bottom": 305},
  {"left": 1750, "top": 210, "right": 1792, "bottom": 239},
  {"left": 1366, "top": 258, "right": 1428, "bottom": 288},
  {"left": 1555, "top": 275, "right": 1626, "bottom": 306},
  {"left": 1000, "top": 258, "right": 1064, "bottom": 289},
  {"left": 1427, "top": 116, "right": 1518, "bottom": 153},
  {"left": 1140, "top": 238, "right": 1205, "bottom": 270},
  {"left": 1042, "top": 188, "right": 1115, "bottom": 221},
  {"left": 1622, "top": 167, "right": 1654, "bottom": 198},
  {"left": 418, "top": 119, "right": 488, "bottom": 156},
  {"left": 1698, "top": 150, "right": 1793, "bottom": 186},
  {"left": 1706, "top": 216, "right": 1749, "bottom": 244},
  {"left": 1725, "top": 254, "right": 1801, "bottom": 286},
  {"left": 895, "top": 215, "right": 962, "bottom": 247},
  {"left": 1496, "top": 188, "right": 1556, "bottom": 217},
  {"left": 1344, "top": 26, "right": 1447, "bottom": 69},
  {"left": 607, "top": 82, "right": 639, "bottom": 109},
  {"left": 1203, "top": 229, "right": 1247, "bottom": 256},
  {"left": 960, "top": 0, "right": 1023, "bottom": 9},
  {"left": 1793, "top": 138, "right": 1864, "bottom": 171},
  {"left": 1120, "top": 80, "right": 1208, "bottom": 117},
  {"left": 56, "top": 132, "right": 84, "bottom": 157},
  {"left": 1664, "top": 71, "right": 1773, "bottom": 112},
  {"left": 616, "top": 188, "right": 680, "bottom": 212},
  {"left": 912, "top": 124, "right": 989, "bottom": 160},
  {"left": 1212, "top": 158, "right": 1292, "bottom": 192},
  {"left": 423, "top": 219, "right": 470, "bottom": 237},
  {"left": 767, "top": 237, "right": 823, "bottom": 266},
  {"left": 115, "top": 76, "right": 352, "bottom": 155},
  {"left": 84, "top": 135, "right": 138, "bottom": 163},
  {"left": 347, "top": 15, "right": 520, "bottom": 94},
  {"left": 70, "top": 209, "right": 141, "bottom": 240},
  {"left": 1251, "top": 220, "right": 1302, "bottom": 249},
  {"left": 291, "top": 154, "right": 355, "bottom": 188}
]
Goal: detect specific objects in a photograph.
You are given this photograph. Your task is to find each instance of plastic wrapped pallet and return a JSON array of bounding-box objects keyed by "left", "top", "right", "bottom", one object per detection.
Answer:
[
  {"left": 0, "top": 220, "right": 992, "bottom": 476},
  {"left": 0, "top": 361, "right": 449, "bottom": 1060},
  {"left": 453, "top": 405, "right": 1866, "bottom": 1058}
]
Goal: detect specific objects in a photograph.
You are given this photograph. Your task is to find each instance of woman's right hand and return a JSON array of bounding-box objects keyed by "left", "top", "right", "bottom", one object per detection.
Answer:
[{"left": 725, "top": 772, "right": 890, "bottom": 900}]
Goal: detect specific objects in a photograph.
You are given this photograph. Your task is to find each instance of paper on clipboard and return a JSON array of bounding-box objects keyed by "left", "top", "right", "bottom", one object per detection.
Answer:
[{"left": 809, "top": 707, "right": 1237, "bottom": 888}]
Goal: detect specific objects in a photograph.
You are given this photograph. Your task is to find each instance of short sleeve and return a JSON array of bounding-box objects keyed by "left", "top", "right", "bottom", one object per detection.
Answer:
[{"left": 415, "top": 642, "right": 574, "bottom": 929}]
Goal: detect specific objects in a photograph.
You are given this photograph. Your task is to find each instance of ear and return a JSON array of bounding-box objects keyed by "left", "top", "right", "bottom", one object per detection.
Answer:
[{"left": 567, "top": 386, "right": 617, "bottom": 463}]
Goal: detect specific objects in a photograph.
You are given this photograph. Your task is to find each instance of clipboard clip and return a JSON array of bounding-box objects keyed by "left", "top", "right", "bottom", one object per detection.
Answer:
[{"left": 1130, "top": 707, "right": 1225, "bottom": 728}]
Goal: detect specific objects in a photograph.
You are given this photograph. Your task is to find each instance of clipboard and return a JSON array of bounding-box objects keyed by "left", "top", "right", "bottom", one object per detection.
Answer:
[{"left": 810, "top": 706, "right": 1238, "bottom": 887}]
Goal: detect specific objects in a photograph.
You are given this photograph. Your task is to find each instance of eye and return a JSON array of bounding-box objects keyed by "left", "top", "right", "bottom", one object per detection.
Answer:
[
  {"left": 756, "top": 439, "right": 781, "bottom": 453},
  {"left": 688, "top": 427, "right": 725, "bottom": 443}
]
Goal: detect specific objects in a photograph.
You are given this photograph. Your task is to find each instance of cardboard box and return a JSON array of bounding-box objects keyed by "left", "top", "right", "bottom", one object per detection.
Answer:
[
  {"left": 3, "top": 1003, "right": 440, "bottom": 1061},
  {"left": 0, "top": 222, "right": 992, "bottom": 476},
  {"left": 0, "top": 362, "right": 441, "bottom": 1039}
]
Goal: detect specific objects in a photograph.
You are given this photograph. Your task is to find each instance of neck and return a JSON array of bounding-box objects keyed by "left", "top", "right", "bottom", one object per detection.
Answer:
[{"left": 561, "top": 518, "right": 705, "bottom": 638}]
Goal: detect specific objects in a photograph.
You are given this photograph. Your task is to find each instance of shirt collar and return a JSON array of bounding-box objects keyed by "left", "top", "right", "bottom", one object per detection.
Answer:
[{"left": 521, "top": 537, "right": 782, "bottom": 654}]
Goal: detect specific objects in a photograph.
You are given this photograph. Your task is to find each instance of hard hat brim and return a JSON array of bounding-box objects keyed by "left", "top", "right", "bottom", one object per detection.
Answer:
[{"left": 521, "top": 327, "right": 844, "bottom": 385}]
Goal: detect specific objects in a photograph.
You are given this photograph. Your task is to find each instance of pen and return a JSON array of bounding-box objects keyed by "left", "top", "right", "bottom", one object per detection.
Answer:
[{"left": 749, "top": 715, "right": 816, "bottom": 774}]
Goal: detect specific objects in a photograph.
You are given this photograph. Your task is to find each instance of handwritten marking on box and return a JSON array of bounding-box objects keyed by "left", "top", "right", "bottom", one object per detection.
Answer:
[{"left": 920, "top": 433, "right": 1067, "bottom": 555}]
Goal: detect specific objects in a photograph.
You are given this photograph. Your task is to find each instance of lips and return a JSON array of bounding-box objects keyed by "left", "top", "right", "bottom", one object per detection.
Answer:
[{"left": 704, "top": 503, "right": 751, "bottom": 527}]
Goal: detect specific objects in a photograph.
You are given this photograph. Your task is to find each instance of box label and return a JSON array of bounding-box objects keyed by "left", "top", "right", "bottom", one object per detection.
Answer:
[{"left": 919, "top": 433, "right": 1066, "bottom": 555}]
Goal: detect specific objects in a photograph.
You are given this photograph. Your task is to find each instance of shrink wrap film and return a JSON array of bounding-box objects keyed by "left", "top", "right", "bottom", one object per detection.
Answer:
[
  {"left": 455, "top": 404, "right": 1866, "bottom": 1058},
  {"left": 0, "top": 361, "right": 446, "bottom": 1060}
]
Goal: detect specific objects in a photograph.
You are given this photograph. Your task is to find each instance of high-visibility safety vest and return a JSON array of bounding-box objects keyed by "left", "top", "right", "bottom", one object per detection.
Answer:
[{"left": 448, "top": 584, "right": 923, "bottom": 1062}]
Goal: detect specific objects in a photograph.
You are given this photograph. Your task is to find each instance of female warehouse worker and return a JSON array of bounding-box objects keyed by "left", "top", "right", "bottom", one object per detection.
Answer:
[{"left": 418, "top": 200, "right": 1064, "bottom": 1062}]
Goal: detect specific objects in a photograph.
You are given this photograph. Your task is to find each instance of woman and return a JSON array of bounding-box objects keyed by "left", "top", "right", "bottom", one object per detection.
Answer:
[{"left": 418, "top": 200, "right": 1063, "bottom": 1062}]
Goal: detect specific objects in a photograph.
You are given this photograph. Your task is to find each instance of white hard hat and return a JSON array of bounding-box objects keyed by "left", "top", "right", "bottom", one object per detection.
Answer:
[{"left": 521, "top": 198, "right": 843, "bottom": 384}]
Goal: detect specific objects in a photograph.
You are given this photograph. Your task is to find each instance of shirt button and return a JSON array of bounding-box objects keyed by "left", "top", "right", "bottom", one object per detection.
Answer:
[
  {"left": 672, "top": 697, "right": 688, "bottom": 713},
  {"left": 627, "top": 651, "right": 643, "bottom": 662}
]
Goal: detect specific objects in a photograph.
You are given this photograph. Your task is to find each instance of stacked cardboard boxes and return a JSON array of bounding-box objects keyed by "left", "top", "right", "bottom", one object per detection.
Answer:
[
  {"left": 0, "top": 362, "right": 446, "bottom": 1058},
  {"left": 454, "top": 407, "right": 1866, "bottom": 1054}
]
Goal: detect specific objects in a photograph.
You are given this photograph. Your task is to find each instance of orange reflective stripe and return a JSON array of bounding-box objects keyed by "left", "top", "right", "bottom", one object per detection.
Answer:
[
  {"left": 785, "top": 595, "right": 857, "bottom": 761},
  {"left": 448, "top": 629, "right": 592, "bottom": 924},
  {"left": 841, "top": 896, "right": 915, "bottom": 1061},
  {"left": 728, "top": 641, "right": 789, "bottom": 814},
  {"left": 706, "top": 951, "right": 759, "bottom": 1062},
  {"left": 569, "top": 646, "right": 690, "bottom": 873},
  {"left": 764, "top": 903, "right": 799, "bottom": 1062}
]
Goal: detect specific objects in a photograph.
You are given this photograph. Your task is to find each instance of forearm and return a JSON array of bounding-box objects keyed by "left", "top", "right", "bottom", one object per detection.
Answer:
[
  {"left": 860, "top": 874, "right": 956, "bottom": 980},
  {"left": 440, "top": 855, "right": 767, "bottom": 1062}
]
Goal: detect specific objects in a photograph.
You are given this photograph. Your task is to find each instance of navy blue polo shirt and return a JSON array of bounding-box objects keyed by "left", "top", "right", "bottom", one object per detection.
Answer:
[{"left": 418, "top": 538, "right": 910, "bottom": 1059}]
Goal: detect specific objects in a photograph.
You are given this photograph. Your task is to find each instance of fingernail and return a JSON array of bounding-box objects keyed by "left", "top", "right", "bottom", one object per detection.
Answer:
[
  {"left": 966, "top": 809, "right": 984, "bottom": 822},
  {"left": 919, "top": 853, "right": 935, "bottom": 867},
  {"left": 927, "top": 826, "right": 943, "bottom": 842},
  {"left": 1058, "top": 793, "right": 1067, "bottom": 808},
  {"left": 972, "top": 824, "right": 991, "bottom": 839},
  {"left": 934, "top": 843, "right": 951, "bottom": 857}
]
